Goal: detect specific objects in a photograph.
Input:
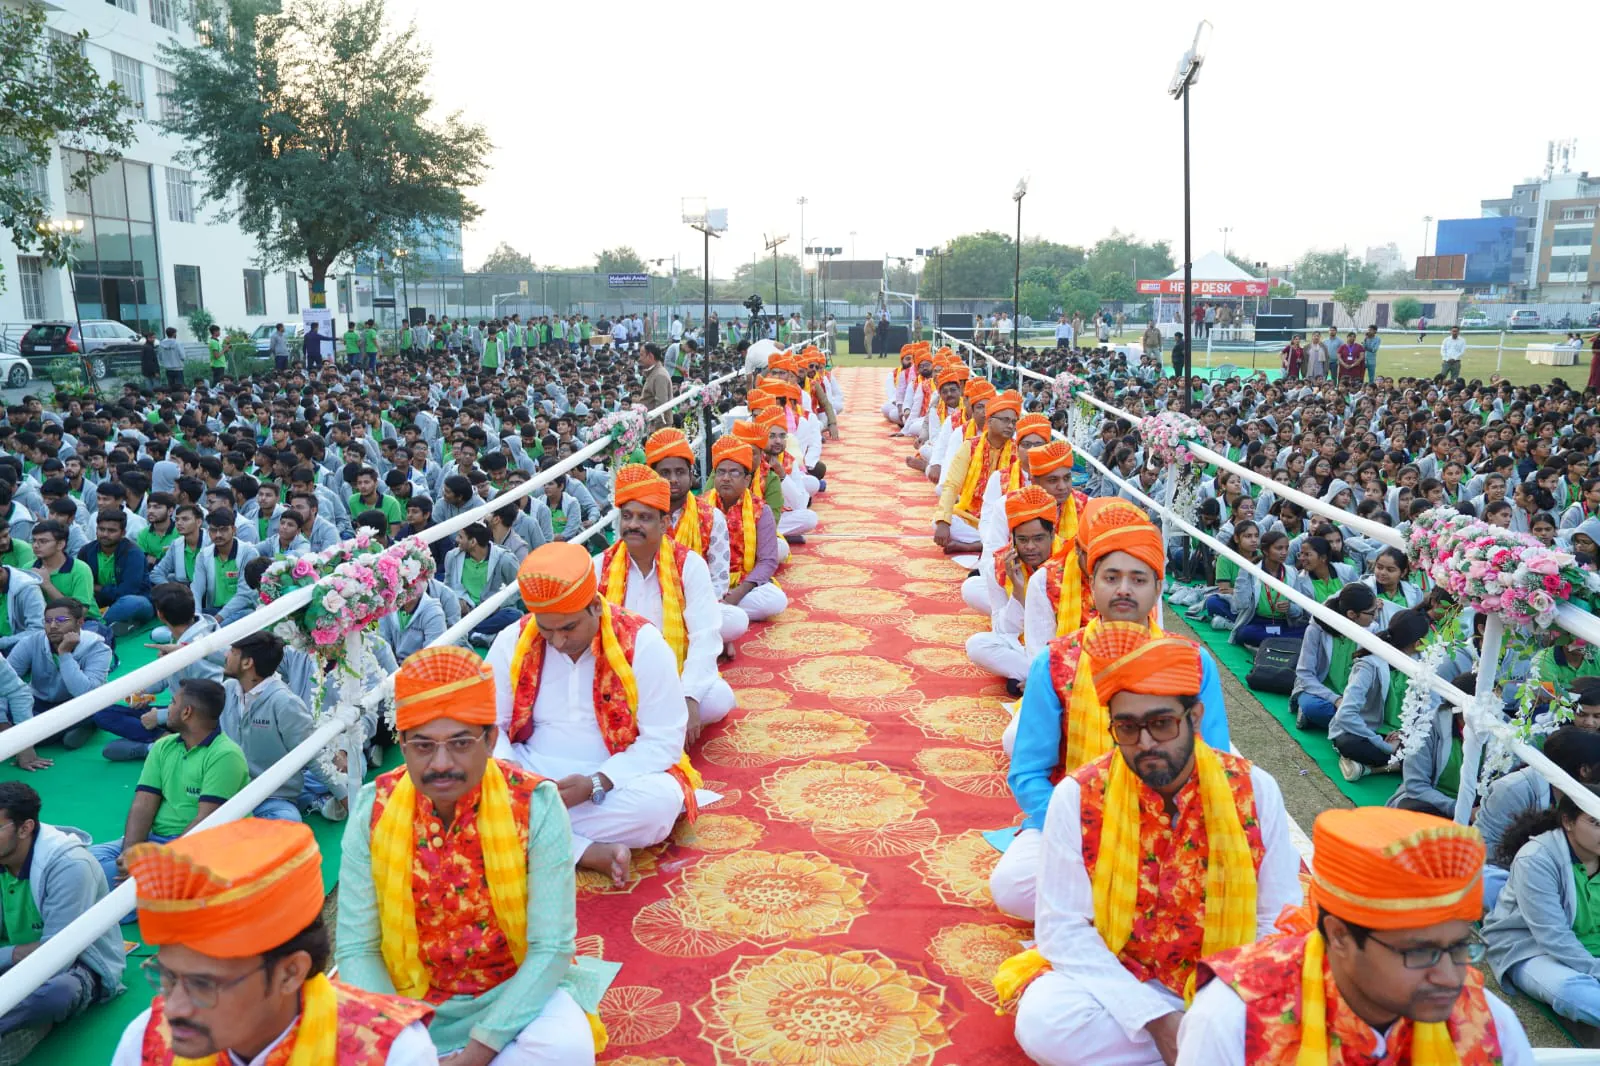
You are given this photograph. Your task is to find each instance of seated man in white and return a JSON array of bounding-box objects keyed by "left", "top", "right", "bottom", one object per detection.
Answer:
[{"left": 966, "top": 486, "right": 1057, "bottom": 688}]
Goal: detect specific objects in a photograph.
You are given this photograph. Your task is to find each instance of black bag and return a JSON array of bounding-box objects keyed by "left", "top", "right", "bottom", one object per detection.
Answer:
[{"left": 1246, "top": 637, "right": 1301, "bottom": 695}]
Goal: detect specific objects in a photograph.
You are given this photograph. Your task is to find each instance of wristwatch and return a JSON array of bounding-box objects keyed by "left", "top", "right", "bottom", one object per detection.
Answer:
[{"left": 589, "top": 773, "right": 608, "bottom": 805}]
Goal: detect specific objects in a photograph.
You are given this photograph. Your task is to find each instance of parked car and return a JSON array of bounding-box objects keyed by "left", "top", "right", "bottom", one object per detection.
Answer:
[
  {"left": 251, "top": 322, "right": 311, "bottom": 354},
  {"left": 1588, "top": 310, "right": 1600, "bottom": 328},
  {"left": 1458, "top": 310, "right": 1490, "bottom": 329},
  {"left": 1508, "top": 309, "right": 1542, "bottom": 330},
  {"left": 0, "top": 352, "right": 32, "bottom": 390},
  {"left": 19, "top": 320, "right": 145, "bottom": 379}
]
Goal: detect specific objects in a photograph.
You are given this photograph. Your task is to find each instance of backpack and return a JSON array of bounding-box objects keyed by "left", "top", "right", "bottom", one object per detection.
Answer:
[{"left": 1246, "top": 637, "right": 1302, "bottom": 695}]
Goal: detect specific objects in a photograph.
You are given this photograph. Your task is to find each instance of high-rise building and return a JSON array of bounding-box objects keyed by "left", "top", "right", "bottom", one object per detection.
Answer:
[
  {"left": 1447, "top": 157, "right": 1598, "bottom": 301},
  {"left": 1, "top": 1, "right": 322, "bottom": 341}
]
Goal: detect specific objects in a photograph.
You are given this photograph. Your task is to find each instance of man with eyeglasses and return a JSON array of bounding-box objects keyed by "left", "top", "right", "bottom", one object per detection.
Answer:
[
  {"left": 990, "top": 510, "right": 1231, "bottom": 922},
  {"left": 1002, "top": 636, "right": 1299, "bottom": 1066},
  {"left": 0, "top": 781, "right": 124, "bottom": 1052},
  {"left": 11, "top": 596, "right": 112, "bottom": 755},
  {"left": 1180, "top": 808, "right": 1534, "bottom": 1065},
  {"left": 113, "top": 819, "right": 434, "bottom": 1065},
  {"left": 337, "top": 645, "right": 610, "bottom": 1065}
]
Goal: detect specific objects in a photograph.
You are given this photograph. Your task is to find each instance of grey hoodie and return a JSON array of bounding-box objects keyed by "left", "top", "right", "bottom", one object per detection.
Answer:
[
  {"left": 1485, "top": 827, "right": 1600, "bottom": 984},
  {"left": 0, "top": 824, "right": 125, "bottom": 997},
  {"left": 0, "top": 566, "right": 44, "bottom": 653}
]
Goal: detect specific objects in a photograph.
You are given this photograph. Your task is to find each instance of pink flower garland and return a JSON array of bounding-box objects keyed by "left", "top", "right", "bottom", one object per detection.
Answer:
[
  {"left": 1405, "top": 507, "right": 1583, "bottom": 628},
  {"left": 260, "top": 534, "right": 437, "bottom": 660}
]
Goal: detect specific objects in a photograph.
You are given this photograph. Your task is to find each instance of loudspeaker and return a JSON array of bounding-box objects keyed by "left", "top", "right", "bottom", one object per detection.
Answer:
[
  {"left": 1268, "top": 299, "right": 1307, "bottom": 330},
  {"left": 1256, "top": 313, "right": 1293, "bottom": 342},
  {"left": 938, "top": 313, "right": 975, "bottom": 339},
  {"left": 409, "top": 306, "right": 427, "bottom": 326}
]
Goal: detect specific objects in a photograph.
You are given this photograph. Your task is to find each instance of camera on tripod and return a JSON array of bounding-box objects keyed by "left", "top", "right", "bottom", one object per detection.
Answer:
[{"left": 742, "top": 294, "right": 764, "bottom": 316}]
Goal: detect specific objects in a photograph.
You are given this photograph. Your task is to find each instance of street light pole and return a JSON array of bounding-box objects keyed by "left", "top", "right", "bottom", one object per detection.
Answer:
[
  {"left": 1421, "top": 215, "right": 1433, "bottom": 259},
  {"left": 764, "top": 233, "right": 788, "bottom": 341},
  {"left": 1168, "top": 19, "right": 1211, "bottom": 415},
  {"left": 1012, "top": 179, "right": 1027, "bottom": 357},
  {"left": 797, "top": 196, "right": 809, "bottom": 324}
]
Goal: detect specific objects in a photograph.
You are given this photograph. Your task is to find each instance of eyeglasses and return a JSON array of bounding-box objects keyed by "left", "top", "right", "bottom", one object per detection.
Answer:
[
  {"left": 400, "top": 731, "right": 488, "bottom": 759},
  {"left": 1109, "top": 714, "right": 1186, "bottom": 746},
  {"left": 143, "top": 957, "right": 265, "bottom": 1009},
  {"left": 1366, "top": 935, "right": 1485, "bottom": 970},
  {"left": 43, "top": 615, "right": 76, "bottom": 626}
]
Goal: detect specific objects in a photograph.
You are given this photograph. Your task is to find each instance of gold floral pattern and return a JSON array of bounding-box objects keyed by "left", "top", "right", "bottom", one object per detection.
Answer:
[
  {"left": 773, "top": 562, "right": 873, "bottom": 588},
  {"left": 722, "top": 709, "right": 872, "bottom": 761},
  {"left": 905, "top": 646, "right": 996, "bottom": 678},
  {"left": 673, "top": 812, "right": 766, "bottom": 851},
  {"left": 603, "top": 1056, "right": 689, "bottom": 1066},
  {"left": 913, "top": 830, "right": 1003, "bottom": 909},
  {"left": 720, "top": 667, "right": 774, "bottom": 686},
  {"left": 757, "top": 760, "right": 927, "bottom": 832},
  {"left": 599, "top": 985, "right": 683, "bottom": 1046},
  {"left": 696, "top": 949, "right": 952, "bottom": 1066},
  {"left": 786, "top": 655, "right": 913, "bottom": 698},
  {"left": 730, "top": 687, "right": 789, "bottom": 711},
  {"left": 906, "top": 696, "right": 1012, "bottom": 745},
  {"left": 892, "top": 557, "right": 965, "bottom": 581},
  {"left": 900, "top": 580, "right": 964, "bottom": 601},
  {"left": 670, "top": 850, "right": 871, "bottom": 943},
  {"left": 814, "top": 540, "right": 893, "bottom": 563},
  {"left": 576, "top": 934, "right": 605, "bottom": 959},
  {"left": 914, "top": 747, "right": 1010, "bottom": 798},
  {"left": 897, "top": 614, "right": 989, "bottom": 646},
  {"left": 801, "top": 586, "right": 910, "bottom": 616},
  {"left": 577, "top": 843, "right": 661, "bottom": 895},
  {"left": 926, "top": 922, "right": 1030, "bottom": 1010},
  {"left": 632, "top": 899, "right": 741, "bottom": 958},
  {"left": 814, "top": 818, "right": 943, "bottom": 858},
  {"left": 743, "top": 621, "right": 875, "bottom": 659}
]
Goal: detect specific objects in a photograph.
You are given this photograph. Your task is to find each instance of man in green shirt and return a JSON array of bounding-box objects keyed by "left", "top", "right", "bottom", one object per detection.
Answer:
[
  {"left": 348, "top": 467, "right": 403, "bottom": 529},
  {"left": 206, "top": 324, "right": 225, "bottom": 385},
  {"left": 0, "top": 520, "right": 34, "bottom": 571},
  {"left": 481, "top": 324, "right": 503, "bottom": 372},
  {"left": 28, "top": 521, "right": 96, "bottom": 619},
  {"left": 88, "top": 679, "right": 247, "bottom": 894},
  {"left": 134, "top": 491, "right": 179, "bottom": 566},
  {"left": 344, "top": 321, "right": 361, "bottom": 368},
  {"left": 362, "top": 318, "right": 380, "bottom": 373}
]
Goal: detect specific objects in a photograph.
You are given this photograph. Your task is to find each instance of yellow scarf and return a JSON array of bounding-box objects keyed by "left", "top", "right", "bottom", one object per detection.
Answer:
[
  {"left": 723, "top": 489, "right": 757, "bottom": 587},
  {"left": 596, "top": 602, "right": 704, "bottom": 794},
  {"left": 672, "top": 493, "right": 705, "bottom": 554},
  {"left": 173, "top": 974, "right": 337, "bottom": 1066},
  {"left": 1063, "top": 619, "right": 1164, "bottom": 774},
  {"left": 956, "top": 436, "right": 1015, "bottom": 519},
  {"left": 995, "top": 741, "right": 1256, "bottom": 1012},
  {"left": 1053, "top": 497, "right": 1083, "bottom": 637},
  {"left": 604, "top": 539, "right": 688, "bottom": 670},
  {"left": 371, "top": 761, "right": 527, "bottom": 1000},
  {"left": 1296, "top": 932, "right": 1459, "bottom": 1066}
]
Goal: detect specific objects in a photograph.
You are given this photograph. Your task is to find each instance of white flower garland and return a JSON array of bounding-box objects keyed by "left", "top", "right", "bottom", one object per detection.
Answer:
[{"left": 1385, "top": 637, "right": 1457, "bottom": 767}]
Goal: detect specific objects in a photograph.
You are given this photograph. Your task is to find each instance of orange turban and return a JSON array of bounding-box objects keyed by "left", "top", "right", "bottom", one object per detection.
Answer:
[
  {"left": 1030, "top": 440, "right": 1075, "bottom": 476},
  {"left": 645, "top": 428, "right": 694, "bottom": 466},
  {"left": 1092, "top": 633, "right": 1204, "bottom": 704},
  {"left": 987, "top": 390, "right": 1023, "bottom": 418},
  {"left": 613, "top": 463, "right": 670, "bottom": 512},
  {"left": 518, "top": 542, "right": 598, "bottom": 613},
  {"left": 393, "top": 645, "right": 496, "bottom": 730},
  {"left": 966, "top": 380, "right": 997, "bottom": 405},
  {"left": 936, "top": 367, "right": 963, "bottom": 388},
  {"left": 129, "top": 820, "right": 323, "bottom": 958},
  {"left": 730, "top": 420, "right": 767, "bottom": 448},
  {"left": 772, "top": 381, "right": 803, "bottom": 403},
  {"left": 1015, "top": 413, "right": 1052, "bottom": 443},
  {"left": 712, "top": 435, "right": 755, "bottom": 472},
  {"left": 755, "top": 407, "right": 787, "bottom": 433},
  {"left": 746, "top": 388, "right": 774, "bottom": 410},
  {"left": 1310, "top": 808, "right": 1485, "bottom": 930},
  {"left": 1087, "top": 518, "right": 1165, "bottom": 582},
  {"left": 1077, "top": 496, "right": 1148, "bottom": 551},
  {"left": 1005, "top": 485, "right": 1058, "bottom": 532}
]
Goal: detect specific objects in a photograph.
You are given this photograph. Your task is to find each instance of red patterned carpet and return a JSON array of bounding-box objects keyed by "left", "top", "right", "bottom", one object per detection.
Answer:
[{"left": 584, "top": 366, "right": 1031, "bottom": 1065}]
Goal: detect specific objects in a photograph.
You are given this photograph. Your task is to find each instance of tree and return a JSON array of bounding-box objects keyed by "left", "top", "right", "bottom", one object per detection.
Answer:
[
  {"left": 1018, "top": 281, "right": 1056, "bottom": 321},
  {"left": 0, "top": 4, "right": 133, "bottom": 289},
  {"left": 160, "top": 0, "right": 485, "bottom": 301},
  {"left": 1097, "top": 271, "right": 1136, "bottom": 302},
  {"left": 1084, "top": 231, "right": 1174, "bottom": 288},
  {"left": 1224, "top": 253, "right": 1263, "bottom": 277},
  {"left": 478, "top": 242, "right": 535, "bottom": 274},
  {"left": 730, "top": 254, "right": 804, "bottom": 306},
  {"left": 1391, "top": 296, "right": 1423, "bottom": 328},
  {"left": 1269, "top": 283, "right": 1296, "bottom": 298},
  {"left": 1060, "top": 287, "right": 1102, "bottom": 320},
  {"left": 1063, "top": 267, "right": 1095, "bottom": 295},
  {"left": 1020, "top": 266, "right": 1060, "bottom": 292},
  {"left": 1019, "top": 238, "right": 1085, "bottom": 282},
  {"left": 1332, "top": 284, "right": 1369, "bottom": 324},
  {"left": 916, "top": 231, "right": 1014, "bottom": 298},
  {"left": 595, "top": 246, "right": 645, "bottom": 274},
  {"left": 1293, "top": 249, "right": 1379, "bottom": 291}
]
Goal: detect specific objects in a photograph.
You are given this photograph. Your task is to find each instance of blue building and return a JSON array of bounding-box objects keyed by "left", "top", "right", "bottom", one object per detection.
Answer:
[{"left": 1434, "top": 217, "right": 1517, "bottom": 291}]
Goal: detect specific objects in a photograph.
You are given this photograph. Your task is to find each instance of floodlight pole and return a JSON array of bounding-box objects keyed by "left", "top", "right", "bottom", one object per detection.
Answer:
[
  {"left": 689, "top": 217, "right": 722, "bottom": 477},
  {"left": 1169, "top": 20, "right": 1211, "bottom": 415}
]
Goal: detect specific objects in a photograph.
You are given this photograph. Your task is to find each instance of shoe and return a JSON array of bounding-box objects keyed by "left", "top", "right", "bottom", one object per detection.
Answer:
[
  {"left": 967, "top": 569, "right": 981, "bottom": 578},
  {"left": 1005, "top": 678, "right": 1024, "bottom": 698},
  {"left": 110, "top": 619, "right": 139, "bottom": 638},
  {"left": 320, "top": 796, "right": 349, "bottom": 822},
  {"left": 1209, "top": 615, "right": 1232, "bottom": 631},
  {"left": 469, "top": 632, "right": 492, "bottom": 648},
  {"left": 102, "top": 739, "right": 150, "bottom": 762},
  {"left": 816, "top": 479, "right": 826, "bottom": 493},
  {"left": 784, "top": 534, "right": 807, "bottom": 546},
  {"left": 61, "top": 723, "right": 95, "bottom": 750},
  {"left": 1339, "top": 757, "right": 1369, "bottom": 782}
]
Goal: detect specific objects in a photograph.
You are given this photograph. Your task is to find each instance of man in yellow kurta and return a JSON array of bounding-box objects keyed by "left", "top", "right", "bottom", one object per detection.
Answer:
[
  {"left": 933, "top": 388, "right": 1021, "bottom": 553},
  {"left": 337, "top": 645, "right": 612, "bottom": 1065}
]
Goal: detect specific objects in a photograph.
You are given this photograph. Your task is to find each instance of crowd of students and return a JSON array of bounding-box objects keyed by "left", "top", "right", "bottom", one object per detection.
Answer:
[{"left": 0, "top": 317, "right": 843, "bottom": 1060}]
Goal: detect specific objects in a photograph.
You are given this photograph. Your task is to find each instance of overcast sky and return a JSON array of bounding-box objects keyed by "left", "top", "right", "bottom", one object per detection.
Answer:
[{"left": 405, "top": 0, "right": 1598, "bottom": 279}]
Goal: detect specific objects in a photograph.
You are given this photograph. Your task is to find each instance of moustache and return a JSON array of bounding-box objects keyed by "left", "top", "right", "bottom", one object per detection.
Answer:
[
  {"left": 422, "top": 771, "right": 467, "bottom": 785},
  {"left": 168, "top": 1019, "right": 211, "bottom": 1041}
]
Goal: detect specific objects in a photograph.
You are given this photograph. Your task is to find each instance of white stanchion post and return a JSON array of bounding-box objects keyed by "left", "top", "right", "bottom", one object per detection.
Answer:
[
  {"left": 1454, "top": 613, "right": 1503, "bottom": 824},
  {"left": 1496, "top": 330, "right": 1505, "bottom": 374}
]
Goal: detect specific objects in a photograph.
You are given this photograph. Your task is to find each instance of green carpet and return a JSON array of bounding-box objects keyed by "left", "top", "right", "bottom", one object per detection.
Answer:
[
  {"left": 1169, "top": 594, "right": 1395, "bottom": 807},
  {"left": 0, "top": 622, "right": 397, "bottom": 1062}
]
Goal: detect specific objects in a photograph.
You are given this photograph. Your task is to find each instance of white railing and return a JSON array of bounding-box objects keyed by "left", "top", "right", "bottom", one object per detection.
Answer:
[
  {"left": 0, "top": 372, "right": 735, "bottom": 1020},
  {"left": 934, "top": 327, "right": 1600, "bottom": 828}
]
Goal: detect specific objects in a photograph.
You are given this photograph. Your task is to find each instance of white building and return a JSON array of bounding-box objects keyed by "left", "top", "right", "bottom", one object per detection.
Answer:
[{"left": 1, "top": 0, "right": 316, "bottom": 344}]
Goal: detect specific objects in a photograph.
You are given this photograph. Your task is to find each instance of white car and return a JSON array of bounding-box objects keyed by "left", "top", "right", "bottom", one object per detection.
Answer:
[
  {"left": 1458, "top": 311, "right": 1490, "bottom": 329},
  {"left": 1508, "top": 310, "right": 1542, "bottom": 330},
  {"left": 0, "top": 352, "right": 31, "bottom": 389}
]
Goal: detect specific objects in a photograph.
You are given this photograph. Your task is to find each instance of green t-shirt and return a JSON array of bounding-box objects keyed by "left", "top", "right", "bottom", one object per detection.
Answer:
[
  {"left": 136, "top": 526, "right": 179, "bottom": 562},
  {"left": 183, "top": 543, "right": 200, "bottom": 580},
  {"left": 1256, "top": 571, "right": 1289, "bottom": 618},
  {"left": 551, "top": 509, "right": 568, "bottom": 537},
  {"left": 344, "top": 329, "right": 361, "bottom": 355},
  {"left": 1326, "top": 635, "right": 1356, "bottom": 697},
  {"left": 139, "top": 731, "right": 251, "bottom": 838},
  {"left": 95, "top": 550, "right": 116, "bottom": 590},
  {"left": 207, "top": 337, "right": 224, "bottom": 368},
  {"left": 1383, "top": 668, "right": 1410, "bottom": 732},
  {"left": 1312, "top": 575, "right": 1344, "bottom": 604},
  {"left": 1378, "top": 588, "right": 1408, "bottom": 607},
  {"left": 578, "top": 322, "right": 592, "bottom": 341},
  {"left": 51, "top": 558, "right": 97, "bottom": 618},
  {"left": 763, "top": 471, "right": 784, "bottom": 515},
  {"left": 213, "top": 549, "right": 241, "bottom": 607},
  {"left": 0, "top": 867, "right": 43, "bottom": 948},
  {"left": 348, "top": 493, "right": 403, "bottom": 528},
  {"left": 1437, "top": 739, "right": 1464, "bottom": 801},
  {"left": 363, "top": 328, "right": 379, "bottom": 356},
  {"left": 1532, "top": 646, "right": 1600, "bottom": 689},
  {"left": 481, "top": 338, "right": 502, "bottom": 370},
  {"left": 1574, "top": 862, "right": 1600, "bottom": 956},
  {"left": 0, "top": 541, "right": 35, "bottom": 570},
  {"left": 460, "top": 556, "right": 488, "bottom": 604},
  {"left": 1215, "top": 556, "right": 1240, "bottom": 587}
]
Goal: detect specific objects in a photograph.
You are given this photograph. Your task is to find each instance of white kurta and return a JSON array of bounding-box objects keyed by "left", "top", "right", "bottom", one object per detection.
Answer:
[
  {"left": 1175, "top": 981, "right": 1535, "bottom": 1066},
  {"left": 591, "top": 547, "right": 735, "bottom": 725},
  {"left": 1014, "top": 763, "right": 1302, "bottom": 1066},
  {"left": 1023, "top": 566, "right": 1067, "bottom": 656},
  {"left": 112, "top": 1011, "right": 438, "bottom": 1066},
  {"left": 965, "top": 563, "right": 1028, "bottom": 682},
  {"left": 487, "top": 620, "right": 688, "bottom": 859}
]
